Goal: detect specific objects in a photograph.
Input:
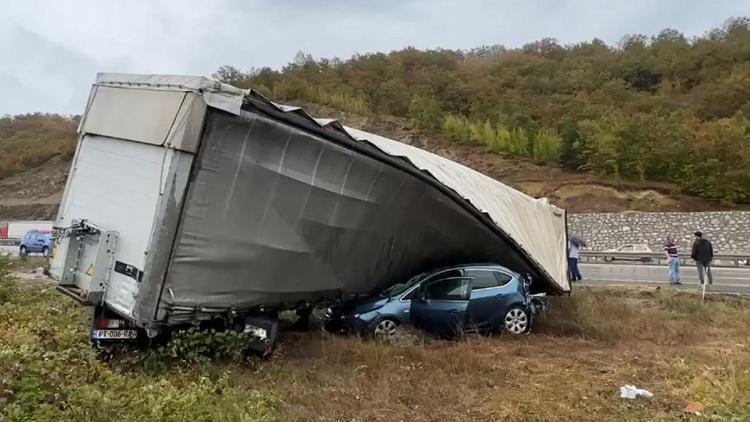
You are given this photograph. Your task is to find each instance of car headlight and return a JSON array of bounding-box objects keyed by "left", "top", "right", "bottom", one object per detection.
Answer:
[{"left": 322, "top": 307, "right": 334, "bottom": 319}]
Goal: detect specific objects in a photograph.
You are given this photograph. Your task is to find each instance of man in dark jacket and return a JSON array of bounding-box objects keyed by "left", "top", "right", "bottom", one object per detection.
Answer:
[{"left": 691, "top": 231, "right": 714, "bottom": 286}]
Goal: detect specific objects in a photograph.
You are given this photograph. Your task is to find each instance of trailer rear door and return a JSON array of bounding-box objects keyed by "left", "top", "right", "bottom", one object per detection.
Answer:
[{"left": 51, "top": 135, "right": 171, "bottom": 316}]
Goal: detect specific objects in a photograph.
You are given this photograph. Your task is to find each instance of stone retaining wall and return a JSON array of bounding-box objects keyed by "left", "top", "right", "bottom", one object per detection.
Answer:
[{"left": 568, "top": 211, "right": 750, "bottom": 254}]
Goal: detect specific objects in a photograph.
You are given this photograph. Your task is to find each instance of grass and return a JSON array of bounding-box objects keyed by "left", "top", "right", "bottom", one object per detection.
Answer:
[
  {"left": 1, "top": 259, "right": 749, "bottom": 421},
  {"left": 6, "top": 256, "right": 48, "bottom": 274}
]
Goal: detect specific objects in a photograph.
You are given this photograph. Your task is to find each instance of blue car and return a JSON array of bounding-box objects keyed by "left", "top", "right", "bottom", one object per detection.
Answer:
[
  {"left": 324, "top": 264, "right": 544, "bottom": 339},
  {"left": 19, "top": 230, "right": 53, "bottom": 257}
]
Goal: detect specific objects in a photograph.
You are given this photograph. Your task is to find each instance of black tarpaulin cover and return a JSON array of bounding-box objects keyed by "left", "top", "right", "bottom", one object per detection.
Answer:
[{"left": 160, "top": 106, "right": 566, "bottom": 317}]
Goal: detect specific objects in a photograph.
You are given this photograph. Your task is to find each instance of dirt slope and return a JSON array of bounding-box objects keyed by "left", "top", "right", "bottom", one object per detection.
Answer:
[
  {"left": 0, "top": 155, "right": 68, "bottom": 220},
  {"left": 0, "top": 103, "right": 734, "bottom": 221}
]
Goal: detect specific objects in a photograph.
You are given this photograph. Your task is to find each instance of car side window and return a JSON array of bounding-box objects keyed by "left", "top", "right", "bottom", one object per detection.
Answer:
[
  {"left": 465, "top": 269, "right": 498, "bottom": 290},
  {"left": 423, "top": 269, "right": 462, "bottom": 284},
  {"left": 401, "top": 287, "right": 418, "bottom": 301},
  {"left": 621, "top": 245, "right": 634, "bottom": 252},
  {"left": 423, "top": 277, "right": 471, "bottom": 301},
  {"left": 494, "top": 271, "right": 513, "bottom": 286}
]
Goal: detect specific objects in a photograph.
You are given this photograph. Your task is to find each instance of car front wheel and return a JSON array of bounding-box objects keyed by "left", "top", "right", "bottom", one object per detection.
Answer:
[
  {"left": 371, "top": 318, "right": 399, "bottom": 340},
  {"left": 42, "top": 247, "right": 50, "bottom": 257},
  {"left": 504, "top": 307, "right": 530, "bottom": 335}
]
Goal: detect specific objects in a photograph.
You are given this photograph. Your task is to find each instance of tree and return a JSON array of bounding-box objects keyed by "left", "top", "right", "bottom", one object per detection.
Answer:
[
  {"left": 212, "top": 66, "right": 248, "bottom": 86},
  {"left": 560, "top": 117, "right": 584, "bottom": 170},
  {"left": 409, "top": 96, "right": 443, "bottom": 130}
]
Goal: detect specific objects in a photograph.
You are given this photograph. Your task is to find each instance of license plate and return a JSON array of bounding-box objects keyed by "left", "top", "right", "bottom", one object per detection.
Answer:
[{"left": 92, "top": 329, "right": 137, "bottom": 340}]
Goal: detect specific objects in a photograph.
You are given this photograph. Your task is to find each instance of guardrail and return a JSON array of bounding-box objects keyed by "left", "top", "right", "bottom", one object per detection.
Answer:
[
  {"left": 580, "top": 251, "right": 750, "bottom": 268},
  {"left": 0, "top": 239, "right": 20, "bottom": 247}
]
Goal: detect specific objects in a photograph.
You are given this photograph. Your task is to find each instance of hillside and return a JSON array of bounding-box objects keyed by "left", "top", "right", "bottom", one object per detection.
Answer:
[
  {"left": 0, "top": 114, "right": 76, "bottom": 220},
  {"left": 224, "top": 17, "right": 750, "bottom": 205},
  {"left": 3, "top": 17, "right": 750, "bottom": 219},
  {"left": 0, "top": 107, "right": 732, "bottom": 221}
]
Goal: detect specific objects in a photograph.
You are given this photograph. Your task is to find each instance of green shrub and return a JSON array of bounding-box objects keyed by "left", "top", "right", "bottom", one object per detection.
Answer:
[{"left": 166, "top": 326, "right": 255, "bottom": 364}]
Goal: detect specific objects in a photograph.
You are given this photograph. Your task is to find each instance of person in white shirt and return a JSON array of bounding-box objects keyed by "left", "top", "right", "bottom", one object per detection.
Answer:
[{"left": 569, "top": 241, "right": 582, "bottom": 281}]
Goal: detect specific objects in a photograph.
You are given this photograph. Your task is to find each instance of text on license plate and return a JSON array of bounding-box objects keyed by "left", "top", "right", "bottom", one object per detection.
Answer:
[{"left": 92, "top": 329, "right": 138, "bottom": 340}]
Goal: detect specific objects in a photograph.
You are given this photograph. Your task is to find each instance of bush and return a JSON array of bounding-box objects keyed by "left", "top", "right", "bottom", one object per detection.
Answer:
[{"left": 165, "top": 326, "right": 255, "bottom": 364}]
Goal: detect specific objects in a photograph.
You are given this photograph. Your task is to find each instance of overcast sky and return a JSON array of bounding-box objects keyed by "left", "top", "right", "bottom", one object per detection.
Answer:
[{"left": 1, "top": 0, "right": 748, "bottom": 115}]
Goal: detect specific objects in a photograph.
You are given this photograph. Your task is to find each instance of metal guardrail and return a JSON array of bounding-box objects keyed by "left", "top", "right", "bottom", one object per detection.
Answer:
[
  {"left": 581, "top": 251, "right": 750, "bottom": 267},
  {"left": 0, "top": 238, "right": 20, "bottom": 247}
]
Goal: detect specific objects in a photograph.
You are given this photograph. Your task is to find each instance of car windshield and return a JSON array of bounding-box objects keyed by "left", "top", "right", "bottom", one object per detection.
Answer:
[{"left": 380, "top": 273, "right": 425, "bottom": 298}]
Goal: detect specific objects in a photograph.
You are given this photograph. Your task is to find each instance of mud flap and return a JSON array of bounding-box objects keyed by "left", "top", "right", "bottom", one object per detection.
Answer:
[{"left": 244, "top": 314, "right": 279, "bottom": 355}]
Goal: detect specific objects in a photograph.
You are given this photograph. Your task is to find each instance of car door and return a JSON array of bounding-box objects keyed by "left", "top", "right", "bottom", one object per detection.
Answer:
[
  {"left": 34, "top": 233, "right": 47, "bottom": 253},
  {"left": 465, "top": 269, "right": 515, "bottom": 330},
  {"left": 27, "top": 232, "right": 41, "bottom": 253},
  {"left": 411, "top": 276, "right": 472, "bottom": 336}
]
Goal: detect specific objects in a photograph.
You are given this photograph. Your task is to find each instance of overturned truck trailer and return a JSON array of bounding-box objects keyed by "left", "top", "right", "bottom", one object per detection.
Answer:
[{"left": 50, "top": 73, "right": 569, "bottom": 346}]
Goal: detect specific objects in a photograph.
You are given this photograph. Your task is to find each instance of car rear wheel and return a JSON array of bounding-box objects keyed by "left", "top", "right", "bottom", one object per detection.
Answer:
[
  {"left": 504, "top": 307, "right": 530, "bottom": 335},
  {"left": 372, "top": 318, "right": 399, "bottom": 340},
  {"left": 19, "top": 246, "right": 27, "bottom": 256}
]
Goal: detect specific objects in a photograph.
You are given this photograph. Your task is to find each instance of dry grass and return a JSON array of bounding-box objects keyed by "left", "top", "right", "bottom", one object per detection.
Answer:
[
  {"left": 2, "top": 273, "right": 749, "bottom": 421},
  {"left": 244, "top": 286, "right": 750, "bottom": 421}
]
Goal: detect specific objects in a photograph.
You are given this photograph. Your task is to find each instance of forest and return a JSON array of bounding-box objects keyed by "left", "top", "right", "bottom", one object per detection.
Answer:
[{"left": 217, "top": 17, "right": 750, "bottom": 204}]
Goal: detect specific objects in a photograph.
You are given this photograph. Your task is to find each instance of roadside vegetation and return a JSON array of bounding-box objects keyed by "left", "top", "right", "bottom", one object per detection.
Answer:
[
  {"left": 221, "top": 17, "right": 750, "bottom": 204},
  {"left": 1, "top": 256, "right": 748, "bottom": 421}
]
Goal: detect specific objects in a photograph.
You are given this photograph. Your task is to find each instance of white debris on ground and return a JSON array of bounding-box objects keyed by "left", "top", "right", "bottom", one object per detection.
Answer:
[{"left": 619, "top": 385, "right": 654, "bottom": 399}]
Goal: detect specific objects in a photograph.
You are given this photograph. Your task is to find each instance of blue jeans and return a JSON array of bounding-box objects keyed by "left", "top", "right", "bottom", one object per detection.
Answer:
[
  {"left": 569, "top": 258, "right": 582, "bottom": 281},
  {"left": 668, "top": 257, "right": 680, "bottom": 283}
]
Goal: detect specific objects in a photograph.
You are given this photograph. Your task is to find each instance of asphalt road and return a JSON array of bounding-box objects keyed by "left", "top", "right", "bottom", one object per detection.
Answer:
[
  {"left": 580, "top": 263, "right": 750, "bottom": 294},
  {"left": 3, "top": 244, "right": 749, "bottom": 294}
]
